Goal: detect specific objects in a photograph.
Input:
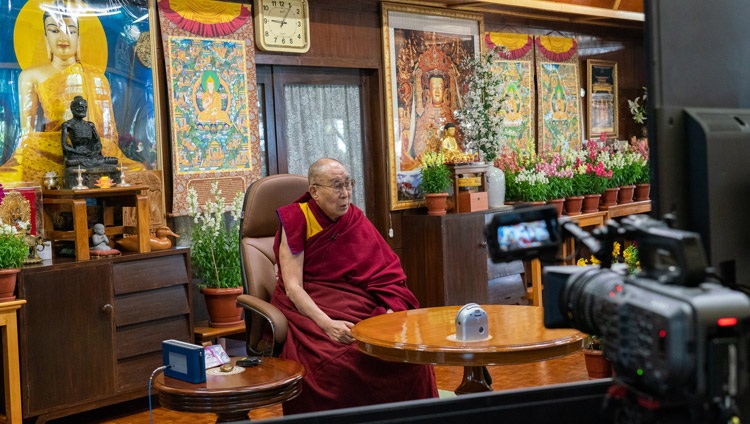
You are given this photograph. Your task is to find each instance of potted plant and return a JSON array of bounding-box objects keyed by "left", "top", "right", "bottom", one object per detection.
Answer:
[
  {"left": 0, "top": 218, "right": 28, "bottom": 301},
  {"left": 420, "top": 151, "right": 452, "bottom": 215},
  {"left": 187, "top": 181, "right": 245, "bottom": 327},
  {"left": 582, "top": 334, "right": 612, "bottom": 379}
]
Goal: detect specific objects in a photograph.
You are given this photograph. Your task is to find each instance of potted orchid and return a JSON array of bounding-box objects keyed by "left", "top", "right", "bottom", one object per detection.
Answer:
[{"left": 187, "top": 181, "right": 245, "bottom": 327}]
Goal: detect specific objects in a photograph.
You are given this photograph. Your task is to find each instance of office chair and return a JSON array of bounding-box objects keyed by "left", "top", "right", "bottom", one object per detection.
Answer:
[{"left": 236, "top": 173, "right": 309, "bottom": 357}]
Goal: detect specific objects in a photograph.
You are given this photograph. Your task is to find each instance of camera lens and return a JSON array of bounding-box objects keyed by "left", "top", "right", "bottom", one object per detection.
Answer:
[{"left": 563, "top": 267, "right": 622, "bottom": 336}]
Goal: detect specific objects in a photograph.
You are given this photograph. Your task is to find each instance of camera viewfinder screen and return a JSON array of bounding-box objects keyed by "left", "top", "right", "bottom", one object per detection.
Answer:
[{"left": 496, "top": 219, "right": 552, "bottom": 252}]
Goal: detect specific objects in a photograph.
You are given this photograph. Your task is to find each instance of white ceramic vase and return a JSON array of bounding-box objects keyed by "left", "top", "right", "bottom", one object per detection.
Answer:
[{"left": 486, "top": 164, "right": 506, "bottom": 208}]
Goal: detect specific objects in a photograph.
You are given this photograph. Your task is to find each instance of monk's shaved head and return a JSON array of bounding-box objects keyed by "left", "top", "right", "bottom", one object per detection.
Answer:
[{"left": 308, "top": 158, "right": 345, "bottom": 186}]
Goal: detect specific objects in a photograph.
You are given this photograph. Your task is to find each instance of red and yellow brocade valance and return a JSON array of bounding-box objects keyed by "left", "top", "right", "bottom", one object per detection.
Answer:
[
  {"left": 536, "top": 36, "right": 578, "bottom": 62},
  {"left": 485, "top": 33, "right": 533, "bottom": 60},
  {"left": 158, "top": 0, "right": 250, "bottom": 37}
]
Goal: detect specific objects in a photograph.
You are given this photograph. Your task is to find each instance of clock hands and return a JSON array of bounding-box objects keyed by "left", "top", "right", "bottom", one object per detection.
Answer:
[{"left": 278, "top": 3, "right": 293, "bottom": 27}]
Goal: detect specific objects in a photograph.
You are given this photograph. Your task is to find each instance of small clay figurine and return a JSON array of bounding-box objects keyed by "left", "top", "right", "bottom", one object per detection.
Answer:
[{"left": 90, "top": 223, "right": 120, "bottom": 257}]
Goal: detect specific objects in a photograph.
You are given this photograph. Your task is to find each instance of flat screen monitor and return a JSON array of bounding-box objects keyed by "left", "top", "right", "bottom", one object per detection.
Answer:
[{"left": 646, "top": 0, "right": 750, "bottom": 288}]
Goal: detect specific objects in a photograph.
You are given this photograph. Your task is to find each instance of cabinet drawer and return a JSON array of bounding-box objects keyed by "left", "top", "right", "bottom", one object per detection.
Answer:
[
  {"left": 116, "top": 316, "right": 191, "bottom": 359},
  {"left": 113, "top": 254, "right": 189, "bottom": 294},
  {"left": 117, "top": 352, "right": 164, "bottom": 391},
  {"left": 115, "top": 285, "right": 190, "bottom": 326}
]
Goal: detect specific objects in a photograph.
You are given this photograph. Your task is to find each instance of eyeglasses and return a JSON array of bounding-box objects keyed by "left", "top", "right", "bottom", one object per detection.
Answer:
[{"left": 314, "top": 179, "right": 355, "bottom": 194}]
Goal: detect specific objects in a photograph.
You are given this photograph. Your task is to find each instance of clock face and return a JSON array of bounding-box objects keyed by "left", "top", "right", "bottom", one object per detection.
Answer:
[{"left": 255, "top": 0, "right": 310, "bottom": 52}]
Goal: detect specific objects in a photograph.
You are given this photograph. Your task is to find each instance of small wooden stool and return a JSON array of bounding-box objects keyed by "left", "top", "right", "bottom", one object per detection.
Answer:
[{"left": 42, "top": 186, "right": 151, "bottom": 260}]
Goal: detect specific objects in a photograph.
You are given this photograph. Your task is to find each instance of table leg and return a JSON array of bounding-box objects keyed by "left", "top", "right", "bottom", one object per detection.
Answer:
[
  {"left": 455, "top": 366, "right": 492, "bottom": 394},
  {"left": 215, "top": 410, "right": 251, "bottom": 423},
  {"left": 72, "top": 199, "right": 90, "bottom": 260}
]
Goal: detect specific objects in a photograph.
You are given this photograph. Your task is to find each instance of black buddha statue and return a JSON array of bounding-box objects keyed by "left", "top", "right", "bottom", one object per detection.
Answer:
[{"left": 61, "top": 96, "right": 119, "bottom": 188}]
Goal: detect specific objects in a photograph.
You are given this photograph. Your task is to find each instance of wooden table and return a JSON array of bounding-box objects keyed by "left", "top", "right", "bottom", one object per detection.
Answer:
[
  {"left": 153, "top": 357, "right": 304, "bottom": 423},
  {"left": 42, "top": 186, "right": 150, "bottom": 260},
  {"left": 0, "top": 300, "right": 25, "bottom": 424},
  {"left": 352, "top": 305, "right": 584, "bottom": 394}
]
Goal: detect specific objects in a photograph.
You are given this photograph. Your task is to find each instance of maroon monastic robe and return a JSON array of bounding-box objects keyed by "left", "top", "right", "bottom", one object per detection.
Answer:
[{"left": 271, "top": 193, "right": 438, "bottom": 414}]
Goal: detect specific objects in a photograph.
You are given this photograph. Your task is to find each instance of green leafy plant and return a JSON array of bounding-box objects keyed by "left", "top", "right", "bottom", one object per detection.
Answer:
[
  {"left": 187, "top": 181, "right": 244, "bottom": 289},
  {"left": 0, "top": 219, "right": 28, "bottom": 270},
  {"left": 419, "top": 151, "right": 452, "bottom": 194},
  {"left": 455, "top": 47, "right": 507, "bottom": 163},
  {"left": 513, "top": 168, "right": 549, "bottom": 202}
]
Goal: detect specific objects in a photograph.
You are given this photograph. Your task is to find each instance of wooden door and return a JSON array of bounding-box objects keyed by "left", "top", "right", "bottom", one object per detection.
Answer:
[{"left": 18, "top": 262, "right": 116, "bottom": 415}]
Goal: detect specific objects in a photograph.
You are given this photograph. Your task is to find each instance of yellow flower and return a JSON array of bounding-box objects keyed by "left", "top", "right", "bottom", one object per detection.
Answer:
[
  {"left": 612, "top": 242, "right": 621, "bottom": 258},
  {"left": 589, "top": 256, "right": 600, "bottom": 265},
  {"left": 577, "top": 258, "right": 589, "bottom": 266}
]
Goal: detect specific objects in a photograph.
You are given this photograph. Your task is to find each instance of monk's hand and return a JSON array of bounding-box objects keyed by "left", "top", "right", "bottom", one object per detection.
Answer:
[{"left": 324, "top": 319, "right": 355, "bottom": 344}]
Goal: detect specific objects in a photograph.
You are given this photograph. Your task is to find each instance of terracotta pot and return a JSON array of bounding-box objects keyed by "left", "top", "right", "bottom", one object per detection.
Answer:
[
  {"left": 583, "top": 349, "right": 613, "bottom": 379},
  {"left": 200, "top": 287, "right": 244, "bottom": 328},
  {"left": 582, "top": 194, "right": 601, "bottom": 213},
  {"left": 424, "top": 193, "right": 449, "bottom": 216},
  {"left": 600, "top": 187, "right": 619, "bottom": 208},
  {"left": 546, "top": 198, "right": 564, "bottom": 217},
  {"left": 618, "top": 185, "right": 636, "bottom": 204},
  {"left": 0, "top": 268, "right": 19, "bottom": 302},
  {"left": 634, "top": 183, "right": 651, "bottom": 201},
  {"left": 564, "top": 196, "right": 584, "bottom": 216}
]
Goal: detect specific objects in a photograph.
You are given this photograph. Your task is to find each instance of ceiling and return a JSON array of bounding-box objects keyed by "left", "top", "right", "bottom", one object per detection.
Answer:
[{"left": 383, "top": 0, "right": 645, "bottom": 28}]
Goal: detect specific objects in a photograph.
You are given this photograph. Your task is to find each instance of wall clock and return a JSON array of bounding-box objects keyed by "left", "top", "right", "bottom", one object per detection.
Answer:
[{"left": 254, "top": 0, "right": 310, "bottom": 53}]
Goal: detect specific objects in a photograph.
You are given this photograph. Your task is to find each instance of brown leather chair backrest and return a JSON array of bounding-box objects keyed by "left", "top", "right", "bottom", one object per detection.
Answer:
[{"left": 240, "top": 174, "right": 309, "bottom": 300}]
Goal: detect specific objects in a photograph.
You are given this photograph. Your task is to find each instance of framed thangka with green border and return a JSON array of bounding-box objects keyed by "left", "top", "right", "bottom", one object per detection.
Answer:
[
  {"left": 535, "top": 35, "right": 581, "bottom": 153},
  {"left": 0, "top": 0, "right": 163, "bottom": 186},
  {"left": 485, "top": 32, "right": 535, "bottom": 155}
]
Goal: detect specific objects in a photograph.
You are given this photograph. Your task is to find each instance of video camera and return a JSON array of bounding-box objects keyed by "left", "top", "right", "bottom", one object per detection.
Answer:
[{"left": 485, "top": 205, "right": 750, "bottom": 423}]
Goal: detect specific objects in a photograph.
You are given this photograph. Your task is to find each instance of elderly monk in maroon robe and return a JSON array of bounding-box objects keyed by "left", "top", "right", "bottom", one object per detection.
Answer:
[{"left": 271, "top": 158, "right": 438, "bottom": 414}]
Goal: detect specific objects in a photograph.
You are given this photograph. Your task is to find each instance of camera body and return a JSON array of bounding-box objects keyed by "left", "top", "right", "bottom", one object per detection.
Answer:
[{"left": 485, "top": 206, "right": 750, "bottom": 420}]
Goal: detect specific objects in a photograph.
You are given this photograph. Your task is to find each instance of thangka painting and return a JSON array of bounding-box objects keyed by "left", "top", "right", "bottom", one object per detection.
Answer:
[
  {"left": 535, "top": 35, "right": 581, "bottom": 153},
  {"left": 485, "top": 32, "right": 535, "bottom": 155},
  {"left": 382, "top": 3, "right": 482, "bottom": 210},
  {"left": 0, "top": 0, "right": 163, "bottom": 187},
  {"left": 158, "top": 0, "right": 260, "bottom": 215}
]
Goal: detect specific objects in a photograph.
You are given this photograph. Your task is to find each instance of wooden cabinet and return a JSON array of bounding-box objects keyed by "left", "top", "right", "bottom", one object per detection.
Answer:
[
  {"left": 17, "top": 248, "right": 193, "bottom": 422},
  {"left": 402, "top": 209, "right": 523, "bottom": 307}
]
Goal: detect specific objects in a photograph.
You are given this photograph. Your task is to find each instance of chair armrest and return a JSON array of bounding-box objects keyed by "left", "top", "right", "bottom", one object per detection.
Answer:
[{"left": 236, "top": 294, "right": 288, "bottom": 344}]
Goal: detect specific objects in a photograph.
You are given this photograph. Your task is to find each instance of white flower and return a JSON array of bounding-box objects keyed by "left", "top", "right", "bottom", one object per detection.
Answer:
[{"left": 456, "top": 47, "right": 507, "bottom": 162}]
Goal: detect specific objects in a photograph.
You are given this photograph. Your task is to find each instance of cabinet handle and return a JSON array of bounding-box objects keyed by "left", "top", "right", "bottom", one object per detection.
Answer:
[{"left": 101, "top": 304, "right": 113, "bottom": 315}]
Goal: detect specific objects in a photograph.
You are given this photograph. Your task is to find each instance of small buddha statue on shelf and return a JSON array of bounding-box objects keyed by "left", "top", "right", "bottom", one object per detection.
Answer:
[
  {"left": 441, "top": 123, "right": 476, "bottom": 164},
  {"left": 61, "top": 96, "right": 119, "bottom": 188}
]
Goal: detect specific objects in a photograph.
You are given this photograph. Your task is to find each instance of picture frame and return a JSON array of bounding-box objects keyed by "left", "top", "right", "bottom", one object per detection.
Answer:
[
  {"left": 0, "top": 1, "right": 164, "bottom": 186},
  {"left": 587, "top": 59, "right": 618, "bottom": 139},
  {"left": 381, "top": 3, "right": 483, "bottom": 210}
]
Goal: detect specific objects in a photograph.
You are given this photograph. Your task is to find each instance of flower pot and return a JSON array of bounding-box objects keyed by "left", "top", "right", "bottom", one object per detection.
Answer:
[
  {"left": 547, "top": 198, "right": 564, "bottom": 217},
  {"left": 201, "top": 287, "right": 244, "bottom": 328},
  {"left": 425, "top": 193, "right": 449, "bottom": 216},
  {"left": 600, "top": 187, "right": 619, "bottom": 209},
  {"left": 582, "top": 194, "right": 601, "bottom": 213},
  {"left": 618, "top": 185, "right": 636, "bottom": 204},
  {"left": 564, "top": 196, "right": 584, "bottom": 216},
  {"left": 634, "top": 183, "right": 651, "bottom": 201},
  {"left": 0, "top": 268, "right": 19, "bottom": 302},
  {"left": 583, "top": 349, "right": 613, "bottom": 379}
]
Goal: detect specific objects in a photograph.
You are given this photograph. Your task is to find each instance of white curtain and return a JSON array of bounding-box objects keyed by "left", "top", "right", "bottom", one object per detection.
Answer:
[{"left": 283, "top": 84, "right": 365, "bottom": 211}]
